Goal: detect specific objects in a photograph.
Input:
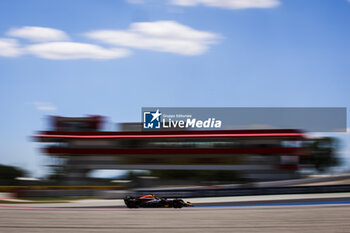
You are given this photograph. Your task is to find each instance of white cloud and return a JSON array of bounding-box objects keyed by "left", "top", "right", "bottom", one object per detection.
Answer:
[
  {"left": 86, "top": 21, "right": 220, "bottom": 55},
  {"left": 1, "top": 22, "right": 219, "bottom": 59},
  {"left": 33, "top": 102, "right": 57, "bottom": 112},
  {"left": 170, "top": 0, "right": 280, "bottom": 9},
  {"left": 0, "top": 38, "right": 22, "bottom": 57},
  {"left": 7, "top": 26, "right": 69, "bottom": 42},
  {"left": 26, "top": 42, "right": 131, "bottom": 60}
]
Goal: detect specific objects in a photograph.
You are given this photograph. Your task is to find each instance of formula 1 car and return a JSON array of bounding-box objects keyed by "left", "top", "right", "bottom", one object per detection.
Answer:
[{"left": 124, "top": 194, "right": 193, "bottom": 208}]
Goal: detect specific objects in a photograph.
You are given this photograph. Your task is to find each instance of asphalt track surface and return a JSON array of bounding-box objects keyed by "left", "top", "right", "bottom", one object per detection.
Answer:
[{"left": 2, "top": 194, "right": 350, "bottom": 232}]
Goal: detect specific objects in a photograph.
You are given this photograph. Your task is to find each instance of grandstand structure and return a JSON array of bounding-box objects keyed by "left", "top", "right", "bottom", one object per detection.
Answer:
[{"left": 33, "top": 116, "right": 308, "bottom": 183}]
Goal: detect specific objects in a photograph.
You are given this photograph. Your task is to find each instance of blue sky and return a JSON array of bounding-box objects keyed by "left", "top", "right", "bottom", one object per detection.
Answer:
[{"left": 0, "top": 0, "right": 350, "bottom": 177}]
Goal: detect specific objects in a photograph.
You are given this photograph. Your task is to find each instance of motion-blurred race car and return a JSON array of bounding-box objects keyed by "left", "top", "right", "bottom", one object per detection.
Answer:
[{"left": 124, "top": 194, "right": 193, "bottom": 208}]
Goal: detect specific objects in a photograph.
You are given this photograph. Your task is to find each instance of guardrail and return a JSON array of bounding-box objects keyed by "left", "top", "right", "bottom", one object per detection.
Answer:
[
  {"left": 4, "top": 184, "right": 350, "bottom": 198},
  {"left": 103, "top": 185, "right": 350, "bottom": 199},
  {"left": 0, "top": 186, "right": 126, "bottom": 198},
  {"left": 0, "top": 186, "right": 126, "bottom": 192}
]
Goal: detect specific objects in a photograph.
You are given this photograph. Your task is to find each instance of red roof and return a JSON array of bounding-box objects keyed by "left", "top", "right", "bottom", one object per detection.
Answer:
[{"left": 33, "top": 129, "right": 305, "bottom": 140}]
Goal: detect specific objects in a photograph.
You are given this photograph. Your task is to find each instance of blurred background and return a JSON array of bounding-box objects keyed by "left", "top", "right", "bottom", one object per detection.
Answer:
[
  {"left": 0, "top": 0, "right": 350, "bottom": 199},
  {"left": 0, "top": 114, "right": 347, "bottom": 199}
]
